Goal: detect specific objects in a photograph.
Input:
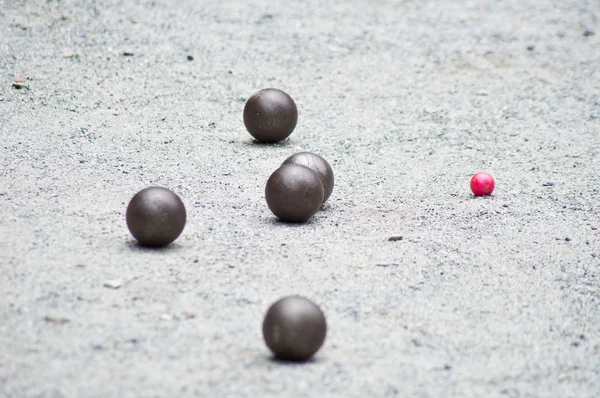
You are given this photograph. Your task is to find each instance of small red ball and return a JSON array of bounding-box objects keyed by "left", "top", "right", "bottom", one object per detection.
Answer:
[{"left": 470, "top": 172, "right": 495, "bottom": 196}]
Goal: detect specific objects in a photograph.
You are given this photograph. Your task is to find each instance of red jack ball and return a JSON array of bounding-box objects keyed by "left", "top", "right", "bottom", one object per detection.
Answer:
[{"left": 470, "top": 172, "right": 495, "bottom": 196}]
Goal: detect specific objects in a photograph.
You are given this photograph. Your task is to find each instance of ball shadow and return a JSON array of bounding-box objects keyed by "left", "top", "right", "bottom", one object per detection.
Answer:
[
  {"left": 125, "top": 239, "right": 184, "bottom": 253},
  {"left": 265, "top": 216, "right": 317, "bottom": 227},
  {"left": 241, "top": 137, "right": 295, "bottom": 147},
  {"left": 319, "top": 202, "right": 334, "bottom": 212},
  {"left": 469, "top": 194, "right": 495, "bottom": 200},
  {"left": 266, "top": 354, "right": 323, "bottom": 366}
]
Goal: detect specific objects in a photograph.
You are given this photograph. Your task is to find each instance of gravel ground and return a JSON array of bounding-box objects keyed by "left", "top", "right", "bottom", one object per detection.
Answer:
[{"left": 1, "top": 0, "right": 599, "bottom": 397}]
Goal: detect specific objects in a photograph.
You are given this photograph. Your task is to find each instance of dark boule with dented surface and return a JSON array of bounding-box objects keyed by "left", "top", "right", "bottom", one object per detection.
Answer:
[
  {"left": 282, "top": 152, "right": 334, "bottom": 203},
  {"left": 262, "top": 296, "right": 327, "bottom": 361},
  {"left": 126, "top": 187, "right": 186, "bottom": 246},
  {"left": 243, "top": 88, "right": 298, "bottom": 143},
  {"left": 265, "top": 164, "right": 324, "bottom": 223}
]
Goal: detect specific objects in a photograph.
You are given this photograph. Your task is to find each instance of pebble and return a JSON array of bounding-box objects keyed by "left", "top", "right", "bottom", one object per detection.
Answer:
[
  {"left": 12, "top": 76, "right": 28, "bottom": 89},
  {"left": 583, "top": 28, "right": 595, "bottom": 37},
  {"left": 103, "top": 279, "right": 123, "bottom": 289},
  {"left": 44, "top": 316, "right": 70, "bottom": 324}
]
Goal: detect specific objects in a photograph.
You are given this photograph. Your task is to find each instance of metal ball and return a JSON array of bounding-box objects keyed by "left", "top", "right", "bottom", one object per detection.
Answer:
[
  {"left": 265, "top": 164, "right": 324, "bottom": 223},
  {"left": 126, "top": 187, "right": 186, "bottom": 246},
  {"left": 262, "top": 296, "right": 327, "bottom": 361},
  {"left": 243, "top": 88, "right": 298, "bottom": 143},
  {"left": 282, "top": 152, "right": 334, "bottom": 203}
]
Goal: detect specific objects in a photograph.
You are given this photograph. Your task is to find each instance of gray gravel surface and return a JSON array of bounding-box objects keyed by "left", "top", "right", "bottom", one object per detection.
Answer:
[{"left": 1, "top": 0, "right": 599, "bottom": 397}]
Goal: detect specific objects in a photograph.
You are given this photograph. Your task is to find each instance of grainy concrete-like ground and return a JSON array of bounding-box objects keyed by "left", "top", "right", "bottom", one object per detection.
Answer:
[{"left": 1, "top": 0, "right": 599, "bottom": 397}]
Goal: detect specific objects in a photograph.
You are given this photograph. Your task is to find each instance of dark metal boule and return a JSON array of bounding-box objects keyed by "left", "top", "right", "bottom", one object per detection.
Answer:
[
  {"left": 262, "top": 295, "right": 327, "bottom": 361},
  {"left": 265, "top": 164, "right": 324, "bottom": 222},
  {"left": 282, "top": 152, "right": 334, "bottom": 203},
  {"left": 126, "top": 187, "right": 186, "bottom": 246},
  {"left": 243, "top": 88, "right": 298, "bottom": 143}
]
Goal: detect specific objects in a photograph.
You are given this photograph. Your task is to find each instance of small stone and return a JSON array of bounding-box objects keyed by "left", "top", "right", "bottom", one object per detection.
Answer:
[
  {"left": 122, "top": 52, "right": 135, "bottom": 56},
  {"left": 565, "top": 237, "right": 571, "bottom": 242},
  {"left": 556, "top": 29, "right": 566, "bottom": 38},
  {"left": 103, "top": 279, "right": 123, "bottom": 289},
  {"left": 160, "top": 314, "right": 173, "bottom": 321},
  {"left": 12, "top": 76, "right": 28, "bottom": 89},
  {"left": 583, "top": 28, "right": 595, "bottom": 37},
  {"left": 526, "top": 45, "right": 535, "bottom": 51},
  {"left": 183, "top": 311, "right": 196, "bottom": 319},
  {"left": 542, "top": 182, "right": 554, "bottom": 187},
  {"left": 44, "top": 316, "right": 70, "bottom": 325},
  {"left": 388, "top": 236, "right": 403, "bottom": 242},
  {"left": 187, "top": 55, "right": 194, "bottom": 61},
  {"left": 558, "top": 374, "right": 572, "bottom": 382},
  {"left": 62, "top": 50, "right": 74, "bottom": 58}
]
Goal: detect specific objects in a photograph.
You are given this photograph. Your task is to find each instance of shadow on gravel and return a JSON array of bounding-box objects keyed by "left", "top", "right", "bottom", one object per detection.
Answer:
[
  {"left": 469, "top": 194, "right": 496, "bottom": 200},
  {"left": 266, "top": 355, "right": 323, "bottom": 366},
  {"left": 242, "top": 138, "right": 296, "bottom": 147},
  {"left": 124, "top": 240, "right": 184, "bottom": 253},
  {"left": 264, "top": 217, "right": 318, "bottom": 227}
]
